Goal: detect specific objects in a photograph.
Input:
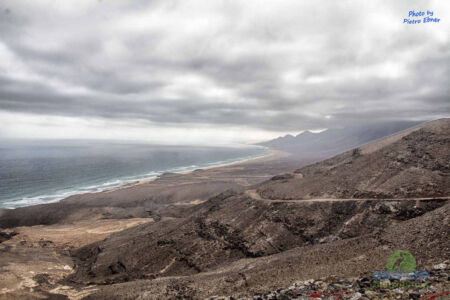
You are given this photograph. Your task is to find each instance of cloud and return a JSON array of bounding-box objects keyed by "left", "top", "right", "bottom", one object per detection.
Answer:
[{"left": 0, "top": 0, "right": 449, "bottom": 143}]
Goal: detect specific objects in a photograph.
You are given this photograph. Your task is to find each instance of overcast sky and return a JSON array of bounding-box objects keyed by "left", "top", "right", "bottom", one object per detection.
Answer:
[{"left": 0, "top": 0, "right": 449, "bottom": 145}]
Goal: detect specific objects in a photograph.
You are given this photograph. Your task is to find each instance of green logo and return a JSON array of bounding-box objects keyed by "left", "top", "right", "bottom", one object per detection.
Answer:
[{"left": 386, "top": 250, "right": 417, "bottom": 272}]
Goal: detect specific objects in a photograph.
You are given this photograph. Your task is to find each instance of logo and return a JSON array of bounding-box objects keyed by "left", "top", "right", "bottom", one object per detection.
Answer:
[
  {"left": 373, "top": 250, "right": 429, "bottom": 281},
  {"left": 386, "top": 250, "right": 416, "bottom": 271}
]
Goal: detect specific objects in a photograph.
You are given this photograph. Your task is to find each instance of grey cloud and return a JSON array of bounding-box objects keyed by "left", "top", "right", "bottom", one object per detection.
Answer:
[{"left": 0, "top": 0, "right": 449, "bottom": 136}]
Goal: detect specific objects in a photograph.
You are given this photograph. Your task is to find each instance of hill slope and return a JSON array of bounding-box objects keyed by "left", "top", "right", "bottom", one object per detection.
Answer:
[
  {"left": 66, "top": 119, "right": 450, "bottom": 299},
  {"left": 258, "top": 118, "right": 450, "bottom": 200},
  {"left": 81, "top": 201, "right": 450, "bottom": 299}
]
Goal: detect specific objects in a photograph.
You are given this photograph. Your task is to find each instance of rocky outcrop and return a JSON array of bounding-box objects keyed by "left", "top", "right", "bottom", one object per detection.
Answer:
[{"left": 0, "top": 229, "right": 17, "bottom": 243}]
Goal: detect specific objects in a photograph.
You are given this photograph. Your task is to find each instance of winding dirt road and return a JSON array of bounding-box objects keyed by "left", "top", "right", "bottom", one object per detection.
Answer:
[{"left": 244, "top": 189, "right": 450, "bottom": 203}]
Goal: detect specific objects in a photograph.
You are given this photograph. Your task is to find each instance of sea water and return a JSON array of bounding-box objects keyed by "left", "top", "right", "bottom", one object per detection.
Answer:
[{"left": 0, "top": 140, "right": 268, "bottom": 209}]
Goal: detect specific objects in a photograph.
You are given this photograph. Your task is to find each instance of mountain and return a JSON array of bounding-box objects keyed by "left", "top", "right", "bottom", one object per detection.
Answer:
[
  {"left": 258, "top": 118, "right": 450, "bottom": 200},
  {"left": 67, "top": 119, "right": 450, "bottom": 299},
  {"left": 258, "top": 121, "right": 423, "bottom": 159}
]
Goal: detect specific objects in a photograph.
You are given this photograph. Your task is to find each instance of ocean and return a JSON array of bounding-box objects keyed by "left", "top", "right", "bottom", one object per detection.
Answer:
[{"left": 0, "top": 140, "right": 268, "bottom": 209}]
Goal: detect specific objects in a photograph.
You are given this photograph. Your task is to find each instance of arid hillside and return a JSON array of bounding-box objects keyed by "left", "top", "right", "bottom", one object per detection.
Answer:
[
  {"left": 258, "top": 118, "right": 450, "bottom": 200},
  {"left": 79, "top": 202, "right": 450, "bottom": 299},
  {"left": 65, "top": 119, "right": 450, "bottom": 299}
]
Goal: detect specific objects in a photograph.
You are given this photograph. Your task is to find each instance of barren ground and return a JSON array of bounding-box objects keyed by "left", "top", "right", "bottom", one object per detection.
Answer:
[{"left": 0, "top": 218, "right": 152, "bottom": 299}]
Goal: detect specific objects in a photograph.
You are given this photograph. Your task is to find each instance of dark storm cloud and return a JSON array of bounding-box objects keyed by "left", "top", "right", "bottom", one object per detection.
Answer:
[{"left": 0, "top": 0, "right": 449, "bottom": 135}]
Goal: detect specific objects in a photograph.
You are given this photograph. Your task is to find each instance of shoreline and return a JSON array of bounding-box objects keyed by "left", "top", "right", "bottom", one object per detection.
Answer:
[
  {"left": 2, "top": 148, "right": 286, "bottom": 210},
  {"left": 115, "top": 148, "right": 289, "bottom": 190}
]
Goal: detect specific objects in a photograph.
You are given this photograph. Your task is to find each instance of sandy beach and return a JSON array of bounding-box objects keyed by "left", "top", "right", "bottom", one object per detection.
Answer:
[{"left": 108, "top": 149, "right": 289, "bottom": 191}]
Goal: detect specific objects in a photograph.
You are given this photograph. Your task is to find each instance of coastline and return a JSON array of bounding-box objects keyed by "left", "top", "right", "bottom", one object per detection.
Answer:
[
  {"left": 0, "top": 146, "right": 296, "bottom": 229},
  {"left": 1, "top": 147, "right": 286, "bottom": 210},
  {"left": 116, "top": 148, "right": 289, "bottom": 190},
  {"left": 0, "top": 147, "right": 297, "bottom": 299}
]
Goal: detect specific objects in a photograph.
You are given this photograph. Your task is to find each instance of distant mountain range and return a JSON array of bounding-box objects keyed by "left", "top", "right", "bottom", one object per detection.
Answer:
[{"left": 258, "top": 121, "right": 423, "bottom": 159}]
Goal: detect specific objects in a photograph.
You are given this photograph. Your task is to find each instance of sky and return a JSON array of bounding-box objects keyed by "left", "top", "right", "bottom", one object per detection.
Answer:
[{"left": 0, "top": 0, "right": 449, "bottom": 145}]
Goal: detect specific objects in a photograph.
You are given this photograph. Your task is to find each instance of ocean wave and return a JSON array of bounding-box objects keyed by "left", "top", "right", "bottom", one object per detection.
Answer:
[{"left": 1, "top": 150, "right": 270, "bottom": 209}]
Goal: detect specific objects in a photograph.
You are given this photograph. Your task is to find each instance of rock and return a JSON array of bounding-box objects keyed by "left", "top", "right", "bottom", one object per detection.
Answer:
[
  {"left": 350, "top": 292, "right": 362, "bottom": 299},
  {"left": 0, "top": 230, "right": 18, "bottom": 243},
  {"left": 319, "top": 282, "right": 328, "bottom": 290},
  {"left": 270, "top": 173, "right": 294, "bottom": 181},
  {"left": 433, "top": 263, "right": 447, "bottom": 270},
  {"left": 38, "top": 239, "right": 54, "bottom": 247},
  {"left": 365, "top": 290, "right": 376, "bottom": 296}
]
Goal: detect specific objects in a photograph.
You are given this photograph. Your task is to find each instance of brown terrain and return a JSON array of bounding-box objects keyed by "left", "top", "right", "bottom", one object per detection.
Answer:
[
  {"left": 0, "top": 151, "right": 298, "bottom": 299},
  {"left": 0, "top": 118, "right": 449, "bottom": 299}
]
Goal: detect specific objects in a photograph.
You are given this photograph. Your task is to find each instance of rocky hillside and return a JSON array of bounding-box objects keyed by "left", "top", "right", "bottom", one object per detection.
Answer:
[
  {"left": 258, "top": 118, "right": 450, "bottom": 200},
  {"left": 75, "top": 196, "right": 450, "bottom": 299},
  {"left": 69, "top": 195, "right": 448, "bottom": 284},
  {"left": 66, "top": 119, "right": 450, "bottom": 299}
]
